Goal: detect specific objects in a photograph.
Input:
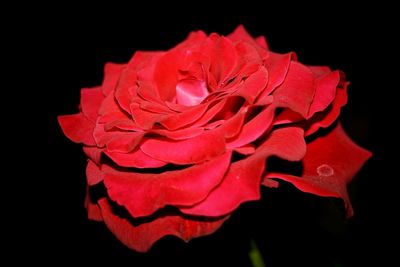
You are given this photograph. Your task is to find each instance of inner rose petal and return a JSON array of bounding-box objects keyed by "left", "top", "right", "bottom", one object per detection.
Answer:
[{"left": 176, "top": 79, "right": 209, "bottom": 106}]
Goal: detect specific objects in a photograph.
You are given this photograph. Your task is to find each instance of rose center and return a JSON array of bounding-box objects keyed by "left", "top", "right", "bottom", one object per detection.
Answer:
[{"left": 176, "top": 79, "right": 209, "bottom": 106}]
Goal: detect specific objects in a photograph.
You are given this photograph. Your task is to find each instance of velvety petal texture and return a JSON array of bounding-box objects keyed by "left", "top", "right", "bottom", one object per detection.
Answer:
[{"left": 59, "top": 25, "right": 371, "bottom": 252}]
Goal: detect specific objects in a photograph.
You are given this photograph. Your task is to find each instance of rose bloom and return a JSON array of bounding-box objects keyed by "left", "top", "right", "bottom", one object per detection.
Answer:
[{"left": 59, "top": 26, "right": 371, "bottom": 252}]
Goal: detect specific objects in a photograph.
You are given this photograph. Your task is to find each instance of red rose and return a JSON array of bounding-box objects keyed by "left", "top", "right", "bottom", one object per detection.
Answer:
[{"left": 59, "top": 25, "right": 371, "bottom": 252}]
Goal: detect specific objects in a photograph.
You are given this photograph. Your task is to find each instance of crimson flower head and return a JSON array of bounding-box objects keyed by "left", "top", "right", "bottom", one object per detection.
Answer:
[{"left": 59, "top": 25, "right": 371, "bottom": 252}]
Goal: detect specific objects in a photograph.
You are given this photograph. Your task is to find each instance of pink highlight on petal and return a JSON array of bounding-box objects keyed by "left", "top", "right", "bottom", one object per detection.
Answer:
[{"left": 176, "top": 79, "right": 209, "bottom": 106}]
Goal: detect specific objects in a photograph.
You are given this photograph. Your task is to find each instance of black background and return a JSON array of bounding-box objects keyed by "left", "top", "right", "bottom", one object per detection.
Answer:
[{"left": 20, "top": 8, "right": 395, "bottom": 267}]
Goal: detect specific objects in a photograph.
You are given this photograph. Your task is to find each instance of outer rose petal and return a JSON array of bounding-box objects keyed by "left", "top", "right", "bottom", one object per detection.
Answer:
[
  {"left": 102, "top": 63, "right": 126, "bottom": 96},
  {"left": 97, "top": 198, "right": 228, "bottom": 252},
  {"left": 141, "top": 129, "right": 226, "bottom": 164},
  {"left": 227, "top": 105, "right": 275, "bottom": 149},
  {"left": 203, "top": 35, "right": 238, "bottom": 85},
  {"left": 260, "top": 52, "right": 293, "bottom": 98},
  {"left": 85, "top": 189, "right": 103, "bottom": 221},
  {"left": 130, "top": 103, "right": 167, "bottom": 130},
  {"left": 159, "top": 103, "right": 209, "bottom": 130},
  {"left": 272, "top": 61, "right": 315, "bottom": 117},
  {"left": 80, "top": 87, "right": 104, "bottom": 122},
  {"left": 180, "top": 156, "right": 265, "bottom": 217},
  {"left": 307, "top": 71, "right": 340, "bottom": 117},
  {"left": 181, "top": 127, "right": 306, "bottom": 217},
  {"left": 264, "top": 123, "right": 371, "bottom": 217},
  {"left": 98, "top": 92, "right": 130, "bottom": 123},
  {"left": 227, "top": 25, "right": 269, "bottom": 57},
  {"left": 83, "top": 146, "right": 102, "bottom": 165},
  {"left": 273, "top": 70, "right": 341, "bottom": 125},
  {"left": 104, "top": 152, "right": 231, "bottom": 218},
  {"left": 255, "top": 36, "right": 268, "bottom": 49},
  {"left": 86, "top": 160, "right": 104, "bottom": 185},
  {"left": 105, "top": 132, "right": 145, "bottom": 153},
  {"left": 93, "top": 121, "right": 144, "bottom": 152},
  {"left": 105, "top": 148, "right": 167, "bottom": 168},
  {"left": 150, "top": 127, "right": 204, "bottom": 140},
  {"left": 233, "top": 66, "right": 269, "bottom": 103},
  {"left": 58, "top": 113, "right": 96, "bottom": 145},
  {"left": 305, "top": 79, "right": 348, "bottom": 136},
  {"left": 154, "top": 49, "right": 186, "bottom": 102}
]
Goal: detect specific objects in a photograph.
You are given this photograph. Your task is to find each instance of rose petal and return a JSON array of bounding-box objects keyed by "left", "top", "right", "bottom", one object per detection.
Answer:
[
  {"left": 104, "top": 152, "right": 231, "bottom": 217},
  {"left": 141, "top": 128, "right": 226, "bottom": 164},
  {"left": 181, "top": 127, "right": 306, "bottom": 217},
  {"left": 262, "top": 179, "right": 279, "bottom": 188},
  {"left": 58, "top": 113, "right": 96, "bottom": 145},
  {"left": 180, "top": 156, "right": 264, "bottom": 217},
  {"left": 153, "top": 31, "right": 207, "bottom": 101},
  {"left": 233, "top": 41, "right": 264, "bottom": 76},
  {"left": 85, "top": 191, "right": 103, "bottom": 221},
  {"left": 104, "top": 119, "right": 142, "bottom": 132},
  {"left": 115, "top": 82, "right": 137, "bottom": 114},
  {"left": 221, "top": 108, "right": 246, "bottom": 139},
  {"left": 130, "top": 103, "right": 167, "bottom": 130},
  {"left": 105, "top": 148, "right": 167, "bottom": 168},
  {"left": 272, "top": 61, "right": 315, "bottom": 117},
  {"left": 105, "top": 132, "right": 144, "bottom": 153},
  {"left": 307, "top": 71, "right": 340, "bottom": 117},
  {"left": 98, "top": 93, "right": 130, "bottom": 123},
  {"left": 233, "top": 66, "right": 269, "bottom": 103},
  {"left": 227, "top": 105, "right": 275, "bottom": 149},
  {"left": 227, "top": 25, "right": 256, "bottom": 44},
  {"left": 134, "top": 52, "right": 164, "bottom": 81},
  {"left": 274, "top": 70, "right": 340, "bottom": 125},
  {"left": 257, "top": 52, "right": 293, "bottom": 104},
  {"left": 305, "top": 79, "right": 348, "bottom": 136},
  {"left": 227, "top": 25, "right": 268, "bottom": 58},
  {"left": 93, "top": 121, "right": 144, "bottom": 152},
  {"left": 83, "top": 146, "right": 102, "bottom": 165},
  {"left": 188, "top": 99, "right": 227, "bottom": 128},
  {"left": 274, "top": 109, "right": 303, "bottom": 125},
  {"left": 154, "top": 49, "right": 186, "bottom": 101},
  {"left": 176, "top": 79, "right": 209, "bottom": 106},
  {"left": 80, "top": 87, "right": 104, "bottom": 122},
  {"left": 264, "top": 123, "right": 371, "bottom": 217},
  {"left": 97, "top": 198, "right": 228, "bottom": 252},
  {"left": 204, "top": 35, "right": 238, "bottom": 86},
  {"left": 309, "top": 66, "right": 332, "bottom": 78},
  {"left": 160, "top": 103, "right": 209, "bottom": 130},
  {"left": 233, "top": 145, "right": 255, "bottom": 155},
  {"left": 255, "top": 127, "right": 306, "bottom": 161},
  {"left": 151, "top": 127, "right": 204, "bottom": 140},
  {"left": 255, "top": 36, "right": 269, "bottom": 49},
  {"left": 117, "top": 52, "right": 163, "bottom": 108},
  {"left": 140, "top": 101, "right": 175, "bottom": 115},
  {"left": 86, "top": 160, "right": 104, "bottom": 186},
  {"left": 136, "top": 81, "right": 164, "bottom": 105},
  {"left": 102, "top": 63, "right": 126, "bottom": 96}
]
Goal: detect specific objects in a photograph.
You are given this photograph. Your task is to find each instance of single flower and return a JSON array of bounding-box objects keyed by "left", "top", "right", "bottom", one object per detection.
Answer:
[{"left": 59, "top": 25, "right": 371, "bottom": 252}]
